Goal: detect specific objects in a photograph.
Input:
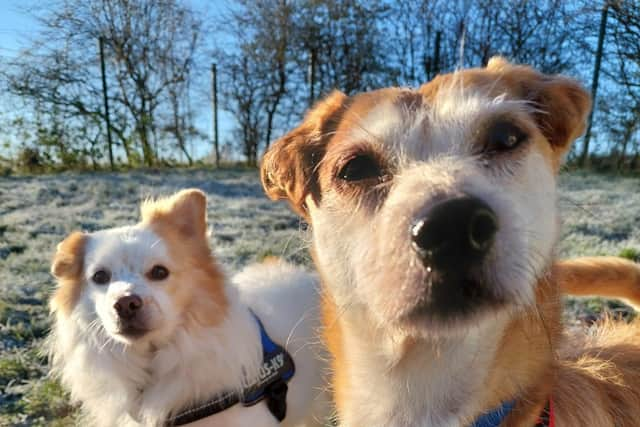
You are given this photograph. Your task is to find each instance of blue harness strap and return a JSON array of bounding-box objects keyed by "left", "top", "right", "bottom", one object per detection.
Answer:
[
  {"left": 469, "top": 400, "right": 515, "bottom": 427},
  {"left": 468, "top": 398, "right": 554, "bottom": 427},
  {"left": 165, "top": 311, "right": 295, "bottom": 426},
  {"left": 242, "top": 311, "right": 296, "bottom": 405}
]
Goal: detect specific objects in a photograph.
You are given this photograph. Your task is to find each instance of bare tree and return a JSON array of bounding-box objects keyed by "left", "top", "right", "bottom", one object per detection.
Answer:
[
  {"left": 239, "top": 1, "right": 293, "bottom": 150},
  {"left": 438, "top": 0, "right": 575, "bottom": 73},
  {"left": 218, "top": 0, "right": 296, "bottom": 164},
  {"left": 222, "top": 53, "right": 264, "bottom": 166},
  {"left": 2, "top": 0, "right": 203, "bottom": 167},
  {"left": 609, "top": 1, "right": 640, "bottom": 104},
  {"left": 387, "top": 0, "right": 445, "bottom": 86},
  {"left": 99, "top": 0, "right": 201, "bottom": 166},
  {"left": 605, "top": 0, "right": 640, "bottom": 169},
  {"left": 579, "top": 2, "right": 609, "bottom": 166},
  {"left": 294, "top": 0, "right": 390, "bottom": 96}
]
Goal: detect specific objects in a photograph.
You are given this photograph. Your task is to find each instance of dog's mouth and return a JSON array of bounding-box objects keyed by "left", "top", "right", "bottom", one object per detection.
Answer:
[
  {"left": 400, "top": 270, "right": 507, "bottom": 329},
  {"left": 115, "top": 320, "right": 150, "bottom": 339}
]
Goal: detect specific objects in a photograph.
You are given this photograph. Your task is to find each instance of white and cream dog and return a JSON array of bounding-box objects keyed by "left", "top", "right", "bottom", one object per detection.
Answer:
[{"left": 48, "top": 189, "right": 327, "bottom": 427}]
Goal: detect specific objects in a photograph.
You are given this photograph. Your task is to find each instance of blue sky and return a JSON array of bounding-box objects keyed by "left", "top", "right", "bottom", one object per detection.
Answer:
[
  {"left": 0, "top": 0, "right": 235, "bottom": 160},
  {"left": 0, "top": 1, "right": 36, "bottom": 57}
]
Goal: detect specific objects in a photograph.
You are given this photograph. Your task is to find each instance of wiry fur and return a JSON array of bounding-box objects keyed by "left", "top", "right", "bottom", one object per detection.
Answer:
[
  {"left": 261, "top": 58, "right": 640, "bottom": 426},
  {"left": 48, "top": 189, "right": 328, "bottom": 427}
]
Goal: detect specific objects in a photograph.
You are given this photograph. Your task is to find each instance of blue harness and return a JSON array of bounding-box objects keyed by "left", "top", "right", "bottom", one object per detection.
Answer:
[
  {"left": 165, "top": 312, "right": 296, "bottom": 426},
  {"left": 469, "top": 400, "right": 515, "bottom": 427},
  {"left": 469, "top": 398, "right": 553, "bottom": 427}
]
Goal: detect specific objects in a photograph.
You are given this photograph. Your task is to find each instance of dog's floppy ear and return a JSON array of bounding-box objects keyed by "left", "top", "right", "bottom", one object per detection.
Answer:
[
  {"left": 51, "top": 231, "right": 86, "bottom": 315},
  {"left": 261, "top": 90, "right": 348, "bottom": 218},
  {"left": 486, "top": 56, "right": 592, "bottom": 154},
  {"left": 51, "top": 231, "right": 86, "bottom": 280},
  {"left": 141, "top": 189, "right": 208, "bottom": 238}
]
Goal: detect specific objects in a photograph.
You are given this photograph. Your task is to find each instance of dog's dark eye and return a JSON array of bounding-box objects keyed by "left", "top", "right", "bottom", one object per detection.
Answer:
[
  {"left": 92, "top": 269, "right": 111, "bottom": 285},
  {"left": 483, "top": 121, "right": 527, "bottom": 153},
  {"left": 148, "top": 265, "right": 169, "bottom": 281},
  {"left": 338, "top": 155, "right": 382, "bottom": 182}
]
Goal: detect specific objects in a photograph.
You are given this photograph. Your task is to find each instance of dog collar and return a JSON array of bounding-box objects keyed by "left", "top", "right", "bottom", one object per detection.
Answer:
[
  {"left": 534, "top": 398, "right": 554, "bottom": 427},
  {"left": 469, "top": 397, "right": 554, "bottom": 427},
  {"left": 165, "top": 311, "right": 296, "bottom": 426}
]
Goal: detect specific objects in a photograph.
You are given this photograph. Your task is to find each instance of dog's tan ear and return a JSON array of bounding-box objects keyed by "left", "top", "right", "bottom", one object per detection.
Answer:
[
  {"left": 527, "top": 74, "right": 591, "bottom": 153},
  {"left": 488, "top": 57, "right": 592, "bottom": 154},
  {"left": 141, "top": 189, "right": 207, "bottom": 238},
  {"left": 51, "top": 231, "right": 86, "bottom": 315},
  {"left": 261, "top": 90, "right": 348, "bottom": 218},
  {"left": 51, "top": 231, "right": 86, "bottom": 279}
]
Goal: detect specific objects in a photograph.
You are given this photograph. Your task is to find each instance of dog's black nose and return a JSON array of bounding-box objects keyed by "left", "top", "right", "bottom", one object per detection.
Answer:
[
  {"left": 114, "top": 295, "right": 143, "bottom": 320},
  {"left": 411, "top": 196, "right": 498, "bottom": 271}
]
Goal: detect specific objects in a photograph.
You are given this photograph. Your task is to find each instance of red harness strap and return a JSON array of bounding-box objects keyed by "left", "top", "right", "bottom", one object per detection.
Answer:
[{"left": 534, "top": 396, "right": 554, "bottom": 427}]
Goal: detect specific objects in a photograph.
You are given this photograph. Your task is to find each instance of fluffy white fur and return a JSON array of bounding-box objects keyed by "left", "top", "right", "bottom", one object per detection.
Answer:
[
  {"left": 49, "top": 196, "right": 327, "bottom": 427},
  {"left": 333, "top": 311, "right": 508, "bottom": 427}
]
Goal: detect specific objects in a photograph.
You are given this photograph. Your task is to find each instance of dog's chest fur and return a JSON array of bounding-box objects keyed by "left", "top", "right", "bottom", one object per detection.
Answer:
[{"left": 334, "top": 310, "right": 508, "bottom": 427}]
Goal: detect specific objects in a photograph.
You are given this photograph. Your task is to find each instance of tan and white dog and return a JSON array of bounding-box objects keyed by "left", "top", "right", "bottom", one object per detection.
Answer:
[
  {"left": 261, "top": 57, "right": 640, "bottom": 426},
  {"left": 49, "top": 189, "right": 327, "bottom": 427}
]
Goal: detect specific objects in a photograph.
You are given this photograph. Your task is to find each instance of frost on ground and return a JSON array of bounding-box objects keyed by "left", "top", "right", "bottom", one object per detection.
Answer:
[
  {"left": 0, "top": 169, "right": 638, "bottom": 426},
  {"left": 558, "top": 172, "right": 640, "bottom": 258}
]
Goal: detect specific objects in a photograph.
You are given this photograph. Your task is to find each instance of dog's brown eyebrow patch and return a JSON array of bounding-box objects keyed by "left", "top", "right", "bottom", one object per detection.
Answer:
[{"left": 51, "top": 231, "right": 86, "bottom": 316}]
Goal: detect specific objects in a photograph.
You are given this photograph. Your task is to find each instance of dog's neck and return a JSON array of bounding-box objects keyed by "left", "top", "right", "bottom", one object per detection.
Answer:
[
  {"left": 53, "top": 282, "right": 263, "bottom": 426},
  {"left": 329, "top": 307, "right": 507, "bottom": 427},
  {"left": 136, "top": 284, "right": 263, "bottom": 424},
  {"left": 323, "top": 278, "right": 560, "bottom": 427}
]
